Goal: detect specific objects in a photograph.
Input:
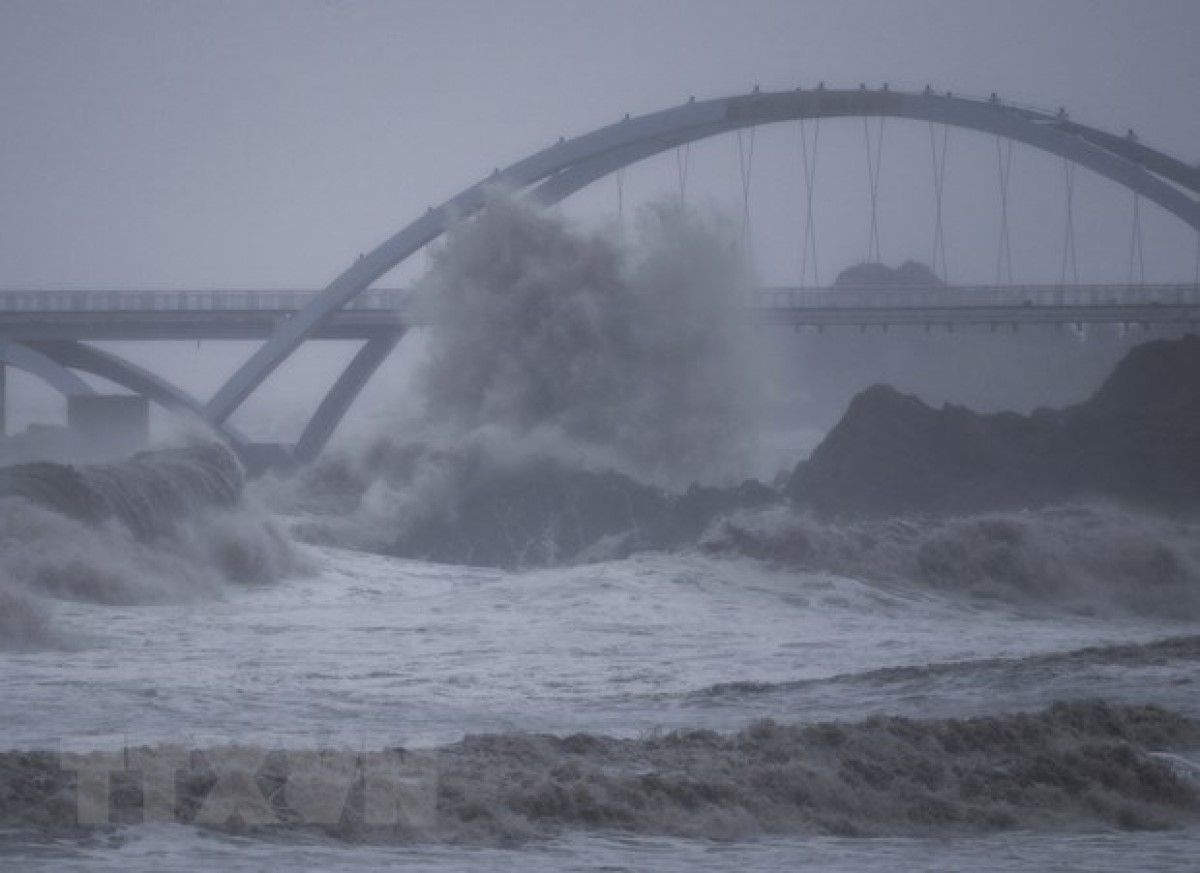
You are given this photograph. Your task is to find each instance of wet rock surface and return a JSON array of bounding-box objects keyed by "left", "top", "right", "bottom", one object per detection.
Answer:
[{"left": 787, "top": 335, "right": 1200, "bottom": 518}]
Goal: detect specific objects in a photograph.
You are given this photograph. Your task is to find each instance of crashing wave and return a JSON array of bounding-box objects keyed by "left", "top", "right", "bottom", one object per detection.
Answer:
[
  {"left": 0, "top": 442, "right": 243, "bottom": 540},
  {"left": 0, "top": 443, "right": 298, "bottom": 650},
  {"left": 701, "top": 503, "right": 1200, "bottom": 619}
]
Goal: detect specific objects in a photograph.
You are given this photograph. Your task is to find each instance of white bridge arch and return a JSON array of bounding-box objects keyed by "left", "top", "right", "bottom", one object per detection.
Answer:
[{"left": 9, "top": 87, "right": 1198, "bottom": 468}]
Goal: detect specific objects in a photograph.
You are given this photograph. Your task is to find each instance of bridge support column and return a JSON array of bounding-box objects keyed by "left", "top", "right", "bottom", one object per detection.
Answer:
[
  {"left": 0, "top": 362, "right": 6, "bottom": 438},
  {"left": 293, "top": 332, "right": 403, "bottom": 465}
]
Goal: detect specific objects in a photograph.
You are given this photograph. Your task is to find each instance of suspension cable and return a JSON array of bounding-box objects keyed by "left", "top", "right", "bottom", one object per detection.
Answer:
[
  {"left": 863, "top": 116, "right": 886, "bottom": 263},
  {"left": 928, "top": 122, "right": 950, "bottom": 281},
  {"left": 799, "top": 119, "right": 821, "bottom": 287},
  {"left": 995, "top": 137, "right": 1015, "bottom": 284},
  {"left": 1060, "top": 158, "right": 1079, "bottom": 285},
  {"left": 737, "top": 127, "right": 756, "bottom": 254},
  {"left": 675, "top": 143, "right": 691, "bottom": 205},
  {"left": 1194, "top": 230, "right": 1200, "bottom": 288},
  {"left": 1128, "top": 191, "right": 1145, "bottom": 285}
]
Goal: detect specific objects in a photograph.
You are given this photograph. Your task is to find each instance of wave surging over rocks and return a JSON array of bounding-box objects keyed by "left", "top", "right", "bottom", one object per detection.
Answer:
[
  {"left": 0, "top": 443, "right": 299, "bottom": 650},
  {"left": 0, "top": 443, "right": 243, "bottom": 540},
  {"left": 273, "top": 193, "right": 1200, "bottom": 626},
  {"left": 273, "top": 194, "right": 770, "bottom": 555},
  {"left": 1, "top": 702, "right": 1196, "bottom": 842},
  {"left": 703, "top": 503, "right": 1200, "bottom": 619}
]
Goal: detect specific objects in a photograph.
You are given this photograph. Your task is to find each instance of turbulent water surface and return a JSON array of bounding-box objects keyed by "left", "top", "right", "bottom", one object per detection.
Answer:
[
  {"left": 1, "top": 540, "right": 1198, "bottom": 869},
  {"left": 2, "top": 200, "right": 1199, "bottom": 869}
]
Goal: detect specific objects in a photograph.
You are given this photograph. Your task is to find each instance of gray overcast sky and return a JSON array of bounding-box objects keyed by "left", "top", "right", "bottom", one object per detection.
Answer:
[{"left": 1, "top": 0, "right": 1199, "bottom": 291}]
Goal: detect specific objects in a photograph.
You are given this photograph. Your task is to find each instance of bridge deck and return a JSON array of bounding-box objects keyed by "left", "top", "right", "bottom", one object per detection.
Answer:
[{"left": 0, "top": 284, "right": 1196, "bottom": 340}]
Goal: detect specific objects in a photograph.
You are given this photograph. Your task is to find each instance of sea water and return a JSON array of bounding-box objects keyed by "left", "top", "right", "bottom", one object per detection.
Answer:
[{"left": 1, "top": 542, "right": 1197, "bottom": 870}]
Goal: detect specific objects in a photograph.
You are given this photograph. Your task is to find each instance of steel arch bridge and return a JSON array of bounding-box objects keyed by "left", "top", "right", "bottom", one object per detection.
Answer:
[{"left": 9, "top": 87, "right": 1200, "bottom": 468}]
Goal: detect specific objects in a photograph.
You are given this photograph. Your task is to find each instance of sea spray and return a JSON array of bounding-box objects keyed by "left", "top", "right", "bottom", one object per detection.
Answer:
[
  {"left": 277, "top": 438, "right": 780, "bottom": 567},
  {"left": 273, "top": 194, "right": 771, "bottom": 556},
  {"left": 414, "top": 192, "right": 764, "bottom": 488}
]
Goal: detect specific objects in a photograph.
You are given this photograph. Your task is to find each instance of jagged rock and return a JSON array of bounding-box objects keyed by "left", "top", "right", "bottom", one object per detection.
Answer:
[
  {"left": 389, "top": 459, "right": 781, "bottom": 569},
  {"left": 788, "top": 335, "right": 1200, "bottom": 518}
]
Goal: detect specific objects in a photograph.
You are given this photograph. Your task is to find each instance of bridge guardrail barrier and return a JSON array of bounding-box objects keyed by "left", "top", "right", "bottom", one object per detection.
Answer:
[{"left": 753, "top": 283, "right": 1200, "bottom": 310}]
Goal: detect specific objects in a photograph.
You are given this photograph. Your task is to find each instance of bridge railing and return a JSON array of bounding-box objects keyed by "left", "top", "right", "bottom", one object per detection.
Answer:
[
  {"left": 2, "top": 284, "right": 1199, "bottom": 315},
  {"left": 753, "top": 283, "right": 1200, "bottom": 309},
  {"left": 0, "top": 288, "right": 418, "bottom": 313}
]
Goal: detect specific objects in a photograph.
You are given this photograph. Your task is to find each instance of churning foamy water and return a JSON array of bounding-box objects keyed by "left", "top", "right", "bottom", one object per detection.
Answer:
[
  {"left": 1, "top": 544, "right": 1199, "bottom": 868},
  {"left": 1, "top": 200, "right": 1198, "bottom": 869}
]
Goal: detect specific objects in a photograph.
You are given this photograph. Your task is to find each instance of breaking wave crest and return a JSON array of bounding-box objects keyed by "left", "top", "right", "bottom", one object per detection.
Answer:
[
  {"left": 0, "top": 443, "right": 243, "bottom": 540},
  {"left": 702, "top": 503, "right": 1200, "bottom": 619},
  {"left": 686, "top": 634, "right": 1200, "bottom": 729},
  {"left": 0, "top": 443, "right": 301, "bottom": 650},
  {"left": 1, "top": 702, "right": 1196, "bottom": 842}
]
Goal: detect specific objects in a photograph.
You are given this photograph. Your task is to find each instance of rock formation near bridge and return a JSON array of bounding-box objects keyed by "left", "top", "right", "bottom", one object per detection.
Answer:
[
  {"left": 786, "top": 334, "right": 1200, "bottom": 518},
  {"left": 287, "top": 335, "right": 1200, "bottom": 571}
]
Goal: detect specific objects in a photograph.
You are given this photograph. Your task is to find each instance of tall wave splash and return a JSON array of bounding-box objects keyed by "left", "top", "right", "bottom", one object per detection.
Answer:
[
  {"left": 273, "top": 192, "right": 767, "bottom": 552},
  {"left": 414, "top": 191, "right": 764, "bottom": 487},
  {"left": 0, "top": 442, "right": 299, "bottom": 651},
  {"left": 271, "top": 194, "right": 1200, "bottom": 626}
]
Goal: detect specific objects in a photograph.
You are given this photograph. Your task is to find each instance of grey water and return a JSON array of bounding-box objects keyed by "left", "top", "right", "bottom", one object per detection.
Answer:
[{"left": 1, "top": 197, "right": 1198, "bottom": 869}]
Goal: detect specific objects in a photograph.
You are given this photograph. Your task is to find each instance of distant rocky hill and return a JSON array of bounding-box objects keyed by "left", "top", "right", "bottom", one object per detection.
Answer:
[
  {"left": 832, "top": 259, "right": 946, "bottom": 288},
  {"left": 787, "top": 334, "right": 1200, "bottom": 517}
]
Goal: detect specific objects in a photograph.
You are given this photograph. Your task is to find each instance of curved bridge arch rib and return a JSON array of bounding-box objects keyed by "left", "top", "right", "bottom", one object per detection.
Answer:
[
  {"left": 204, "top": 87, "right": 1200, "bottom": 459},
  {"left": 0, "top": 340, "right": 97, "bottom": 399},
  {"left": 28, "top": 341, "right": 254, "bottom": 455}
]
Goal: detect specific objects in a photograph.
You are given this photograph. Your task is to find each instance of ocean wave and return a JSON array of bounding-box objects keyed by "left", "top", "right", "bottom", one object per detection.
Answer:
[
  {"left": 0, "top": 444, "right": 302, "bottom": 651},
  {"left": 702, "top": 504, "right": 1200, "bottom": 619},
  {"left": 1, "top": 701, "right": 1195, "bottom": 843},
  {"left": 691, "top": 634, "right": 1200, "bottom": 705}
]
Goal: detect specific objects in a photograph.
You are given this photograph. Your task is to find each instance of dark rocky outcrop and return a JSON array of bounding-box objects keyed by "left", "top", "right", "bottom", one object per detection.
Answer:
[
  {"left": 388, "top": 460, "right": 780, "bottom": 569},
  {"left": 788, "top": 335, "right": 1200, "bottom": 518},
  {"left": 289, "top": 335, "right": 1200, "bottom": 569}
]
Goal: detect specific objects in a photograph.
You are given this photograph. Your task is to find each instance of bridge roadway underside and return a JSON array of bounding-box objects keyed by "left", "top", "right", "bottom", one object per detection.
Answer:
[{"left": 2, "top": 300, "right": 1199, "bottom": 343}]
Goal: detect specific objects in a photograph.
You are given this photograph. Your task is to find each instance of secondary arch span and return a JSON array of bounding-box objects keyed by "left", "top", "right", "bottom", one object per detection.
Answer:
[
  {"left": 0, "top": 339, "right": 97, "bottom": 399},
  {"left": 206, "top": 87, "right": 1200, "bottom": 434},
  {"left": 29, "top": 340, "right": 253, "bottom": 454}
]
